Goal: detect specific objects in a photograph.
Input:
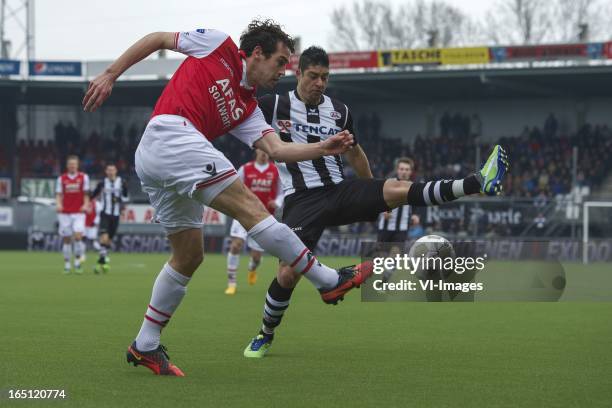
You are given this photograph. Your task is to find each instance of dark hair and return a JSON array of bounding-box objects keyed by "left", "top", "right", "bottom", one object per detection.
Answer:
[
  {"left": 105, "top": 163, "right": 116, "bottom": 168},
  {"left": 240, "top": 18, "right": 295, "bottom": 57},
  {"left": 298, "top": 46, "right": 329, "bottom": 71}
]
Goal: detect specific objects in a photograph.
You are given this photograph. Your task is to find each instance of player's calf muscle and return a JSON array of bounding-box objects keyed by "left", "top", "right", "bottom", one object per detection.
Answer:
[
  {"left": 383, "top": 179, "right": 412, "bottom": 208},
  {"left": 277, "top": 264, "right": 301, "bottom": 288}
]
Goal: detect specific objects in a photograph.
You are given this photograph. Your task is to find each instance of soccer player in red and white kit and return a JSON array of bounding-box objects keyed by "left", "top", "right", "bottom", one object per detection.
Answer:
[
  {"left": 225, "top": 149, "right": 282, "bottom": 295},
  {"left": 83, "top": 19, "right": 370, "bottom": 376},
  {"left": 55, "top": 155, "right": 90, "bottom": 274}
]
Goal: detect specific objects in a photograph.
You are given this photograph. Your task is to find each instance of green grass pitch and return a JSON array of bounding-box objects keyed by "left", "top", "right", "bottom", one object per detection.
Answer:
[{"left": 2, "top": 251, "right": 611, "bottom": 407}]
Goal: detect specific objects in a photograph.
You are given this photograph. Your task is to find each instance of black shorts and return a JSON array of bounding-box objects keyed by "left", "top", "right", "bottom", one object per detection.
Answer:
[
  {"left": 377, "top": 230, "right": 408, "bottom": 243},
  {"left": 282, "top": 179, "right": 389, "bottom": 251},
  {"left": 99, "top": 214, "right": 120, "bottom": 239}
]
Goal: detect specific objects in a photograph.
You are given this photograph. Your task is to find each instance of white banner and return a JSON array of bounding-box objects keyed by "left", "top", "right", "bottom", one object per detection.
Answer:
[
  {"left": 0, "top": 207, "right": 14, "bottom": 227},
  {"left": 120, "top": 204, "right": 226, "bottom": 226}
]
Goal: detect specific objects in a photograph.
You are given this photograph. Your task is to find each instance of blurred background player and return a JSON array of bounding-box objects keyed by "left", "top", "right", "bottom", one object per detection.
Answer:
[
  {"left": 377, "top": 157, "right": 414, "bottom": 283},
  {"left": 55, "top": 155, "right": 90, "bottom": 274},
  {"left": 84, "top": 197, "right": 101, "bottom": 254},
  {"left": 378, "top": 157, "right": 414, "bottom": 243},
  {"left": 225, "top": 149, "right": 283, "bottom": 295},
  {"left": 91, "top": 163, "right": 128, "bottom": 274}
]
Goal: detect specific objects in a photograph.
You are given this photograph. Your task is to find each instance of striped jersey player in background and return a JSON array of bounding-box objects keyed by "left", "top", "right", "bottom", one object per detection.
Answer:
[
  {"left": 378, "top": 157, "right": 414, "bottom": 243},
  {"left": 377, "top": 157, "right": 414, "bottom": 283},
  {"left": 225, "top": 149, "right": 283, "bottom": 295},
  {"left": 55, "top": 155, "right": 90, "bottom": 274},
  {"left": 91, "top": 163, "right": 129, "bottom": 273},
  {"left": 243, "top": 46, "right": 509, "bottom": 358}
]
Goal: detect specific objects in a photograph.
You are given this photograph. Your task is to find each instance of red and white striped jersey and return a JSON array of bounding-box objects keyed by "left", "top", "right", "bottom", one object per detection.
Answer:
[
  {"left": 151, "top": 29, "right": 274, "bottom": 146},
  {"left": 56, "top": 172, "right": 89, "bottom": 214}
]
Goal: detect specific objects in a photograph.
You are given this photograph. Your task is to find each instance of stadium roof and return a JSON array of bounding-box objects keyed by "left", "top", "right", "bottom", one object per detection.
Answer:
[{"left": 1, "top": 64, "right": 612, "bottom": 106}]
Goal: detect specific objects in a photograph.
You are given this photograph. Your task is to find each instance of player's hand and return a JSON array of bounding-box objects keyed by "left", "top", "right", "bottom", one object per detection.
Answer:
[
  {"left": 83, "top": 71, "right": 115, "bottom": 112},
  {"left": 320, "top": 130, "right": 354, "bottom": 156},
  {"left": 80, "top": 203, "right": 90, "bottom": 213},
  {"left": 267, "top": 200, "right": 278, "bottom": 211},
  {"left": 383, "top": 211, "right": 391, "bottom": 220},
  {"left": 56, "top": 203, "right": 63, "bottom": 213}
]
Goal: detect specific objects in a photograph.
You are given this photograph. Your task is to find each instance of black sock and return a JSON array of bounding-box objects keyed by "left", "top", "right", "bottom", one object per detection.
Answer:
[
  {"left": 261, "top": 278, "right": 295, "bottom": 335},
  {"left": 406, "top": 174, "right": 481, "bottom": 206}
]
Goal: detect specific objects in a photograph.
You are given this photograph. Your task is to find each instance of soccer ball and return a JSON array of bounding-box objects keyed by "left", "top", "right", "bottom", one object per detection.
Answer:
[{"left": 408, "top": 235, "right": 455, "bottom": 279}]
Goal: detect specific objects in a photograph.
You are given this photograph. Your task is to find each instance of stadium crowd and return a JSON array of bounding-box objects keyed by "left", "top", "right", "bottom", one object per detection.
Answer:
[{"left": 10, "top": 114, "right": 612, "bottom": 200}]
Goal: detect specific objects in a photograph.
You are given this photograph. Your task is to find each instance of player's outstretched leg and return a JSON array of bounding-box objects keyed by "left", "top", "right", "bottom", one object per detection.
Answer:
[
  {"left": 209, "top": 180, "right": 374, "bottom": 301},
  {"left": 384, "top": 145, "right": 509, "bottom": 209}
]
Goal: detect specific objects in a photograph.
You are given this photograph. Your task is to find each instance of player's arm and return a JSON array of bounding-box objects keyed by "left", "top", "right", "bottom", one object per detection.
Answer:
[
  {"left": 81, "top": 175, "right": 91, "bottom": 212},
  {"left": 256, "top": 131, "right": 353, "bottom": 163},
  {"left": 55, "top": 177, "right": 63, "bottom": 213},
  {"left": 344, "top": 144, "right": 373, "bottom": 179},
  {"left": 91, "top": 181, "right": 103, "bottom": 200},
  {"left": 340, "top": 108, "right": 372, "bottom": 178},
  {"left": 231, "top": 107, "right": 354, "bottom": 162},
  {"left": 83, "top": 32, "right": 176, "bottom": 112}
]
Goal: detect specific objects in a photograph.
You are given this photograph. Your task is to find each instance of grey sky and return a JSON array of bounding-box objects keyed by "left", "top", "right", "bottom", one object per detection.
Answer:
[{"left": 4, "top": 0, "right": 491, "bottom": 60}]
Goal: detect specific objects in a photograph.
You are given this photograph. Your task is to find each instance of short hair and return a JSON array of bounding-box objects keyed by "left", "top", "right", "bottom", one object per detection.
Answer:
[
  {"left": 240, "top": 18, "right": 295, "bottom": 57},
  {"left": 298, "top": 46, "right": 329, "bottom": 72},
  {"left": 105, "top": 163, "right": 116, "bottom": 168},
  {"left": 396, "top": 157, "right": 414, "bottom": 169},
  {"left": 66, "top": 155, "right": 79, "bottom": 162}
]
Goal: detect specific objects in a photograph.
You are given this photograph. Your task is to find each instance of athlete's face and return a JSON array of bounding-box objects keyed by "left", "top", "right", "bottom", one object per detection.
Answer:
[
  {"left": 255, "top": 149, "right": 269, "bottom": 164},
  {"left": 250, "top": 42, "right": 290, "bottom": 89},
  {"left": 66, "top": 159, "right": 79, "bottom": 174},
  {"left": 296, "top": 65, "right": 329, "bottom": 105},
  {"left": 105, "top": 165, "right": 117, "bottom": 180},
  {"left": 396, "top": 162, "right": 412, "bottom": 180}
]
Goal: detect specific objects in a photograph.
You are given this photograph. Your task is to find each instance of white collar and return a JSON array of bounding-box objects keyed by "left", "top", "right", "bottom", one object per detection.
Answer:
[{"left": 240, "top": 59, "right": 253, "bottom": 90}]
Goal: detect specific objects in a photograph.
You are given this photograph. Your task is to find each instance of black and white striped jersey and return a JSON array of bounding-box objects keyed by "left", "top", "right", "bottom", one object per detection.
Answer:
[
  {"left": 258, "top": 90, "right": 356, "bottom": 196},
  {"left": 91, "top": 177, "right": 128, "bottom": 217},
  {"left": 378, "top": 204, "right": 412, "bottom": 232}
]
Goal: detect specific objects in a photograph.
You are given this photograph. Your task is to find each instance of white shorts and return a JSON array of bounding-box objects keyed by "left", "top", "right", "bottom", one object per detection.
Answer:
[
  {"left": 86, "top": 226, "right": 98, "bottom": 240},
  {"left": 135, "top": 115, "right": 239, "bottom": 234},
  {"left": 229, "top": 219, "right": 264, "bottom": 252},
  {"left": 58, "top": 213, "right": 86, "bottom": 237}
]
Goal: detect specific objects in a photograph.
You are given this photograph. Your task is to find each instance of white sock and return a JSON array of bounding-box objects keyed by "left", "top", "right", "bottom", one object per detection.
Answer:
[
  {"left": 73, "top": 240, "right": 85, "bottom": 266},
  {"left": 62, "top": 243, "right": 72, "bottom": 269},
  {"left": 248, "top": 216, "right": 338, "bottom": 289},
  {"left": 227, "top": 252, "right": 240, "bottom": 285},
  {"left": 248, "top": 256, "right": 260, "bottom": 271},
  {"left": 135, "top": 263, "right": 190, "bottom": 351}
]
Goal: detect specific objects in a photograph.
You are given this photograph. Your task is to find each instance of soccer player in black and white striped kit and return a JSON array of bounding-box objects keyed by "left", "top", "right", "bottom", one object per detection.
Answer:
[
  {"left": 91, "top": 163, "right": 128, "bottom": 273},
  {"left": 243, "top": 46, "right": 509, "bottom": 357},
  {"left": 378, "top": 158, "right": 414, "bottom": 243}
]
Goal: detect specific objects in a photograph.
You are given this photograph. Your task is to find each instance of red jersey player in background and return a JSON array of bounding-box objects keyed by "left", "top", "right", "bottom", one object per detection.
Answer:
[
  {"left": 225, "top": 149, "right": 282, "bottom": 295},
  {"left": 55, "top": 155, "right": 90, "bottom": 274}
]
